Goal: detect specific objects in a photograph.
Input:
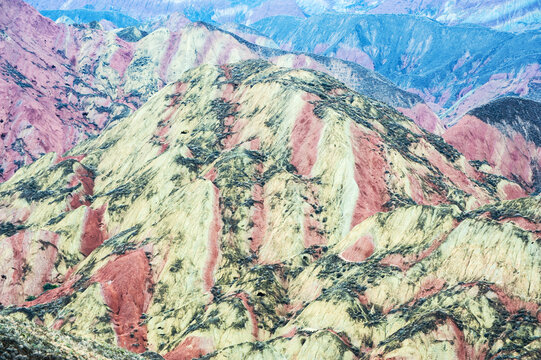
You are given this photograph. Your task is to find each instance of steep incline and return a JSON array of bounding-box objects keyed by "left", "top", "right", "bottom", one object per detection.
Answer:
[
  {"left": 0, "top": 62, "right": 535, "bottom": 359},
  {"left": 444, "top": 97, "right": 541, "bottom": 193},
  {"left": 252, "top": 14, "right": 541, "bottom": 123},
  {"left": 0, "top": 0, "right": 133, "bottom": 181}
]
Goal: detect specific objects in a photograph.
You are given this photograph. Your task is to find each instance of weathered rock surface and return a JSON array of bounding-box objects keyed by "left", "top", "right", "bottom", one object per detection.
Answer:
[
  {"left": 0, "top": 315, "right": 151, "bottom": 359},
  {"left": 0, "top": 61, "right": 536, "bottom": 359},
  {"left": 0, "top": 0, "right": 127, "bottom": 181},
  {"left": 444, "top": 97, "right": 541, "bottom": 193}
]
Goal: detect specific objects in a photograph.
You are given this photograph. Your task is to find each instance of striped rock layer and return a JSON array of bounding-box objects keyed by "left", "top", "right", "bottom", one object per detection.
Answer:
[
  {"left": 0, "top": 62, "right": 538, "bottom": 359},
  {"left": 444, "top": 97, "right": 541, "bottom": 193}
]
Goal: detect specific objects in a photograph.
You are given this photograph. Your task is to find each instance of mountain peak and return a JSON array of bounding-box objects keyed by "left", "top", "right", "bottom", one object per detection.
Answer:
[
  {"left": 468, "top": 97, "right": 541, "bottom": 146},
  {"left": 445, "top": 97, "right": 541, "bottom": 191}
]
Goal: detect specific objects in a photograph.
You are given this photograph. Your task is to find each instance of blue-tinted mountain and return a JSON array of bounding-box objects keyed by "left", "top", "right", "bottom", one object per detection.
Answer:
[
  {"left": 26, "top": 0, "right": 541, "bottom": 32},
  {"left": 41, "top": 9, "right": 140, "bottom": 28},
  {"left": 252, "top": 14, "right": 541, "bottom": 122}
]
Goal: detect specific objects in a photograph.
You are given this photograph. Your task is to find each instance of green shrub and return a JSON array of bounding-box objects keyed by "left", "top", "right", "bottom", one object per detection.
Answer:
[{"left": 43, "top": 283, "right": 59, "bottom": 292}]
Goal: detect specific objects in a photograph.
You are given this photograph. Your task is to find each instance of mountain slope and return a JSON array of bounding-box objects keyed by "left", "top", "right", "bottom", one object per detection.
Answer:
[
  {"left": 252, "top": 14, "right": 541, "bottom": 123},
  {"left": 0, "top": 316, "right": 154, "bottom": 360},
  {"left": 444, "top": 97, "right": 541, "bottom": 192},
  {"left": 0, "top": 0, "right": 442, "bottom": 182},
  {"left": 0, "top": 61, "right": 534, "bottom": 359},
  {"left": 0, "top": 0, "right": 135, "bottom": 181}
]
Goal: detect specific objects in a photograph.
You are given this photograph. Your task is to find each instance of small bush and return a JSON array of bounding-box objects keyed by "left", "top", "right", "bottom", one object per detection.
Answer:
[{"left": 43, "top": 283, "right": 59, "bottom": 292}]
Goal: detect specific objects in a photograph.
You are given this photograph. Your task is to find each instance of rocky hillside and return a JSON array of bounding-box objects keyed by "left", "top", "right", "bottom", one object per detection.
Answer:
[
  {"left": 1, "top": 0, "right": 443, "bottom": 182},
  {"left": 0, "top": 61, "right": 536, "bottom": 359},
  {"left": 0, "top": 0, "right": 131, "bottom": 181},
  {"left": 444, "top": 97, "right": 541, "bottom": 193},
  {"left": 252, "top": 14, "right": 541, "bottom": 123}
]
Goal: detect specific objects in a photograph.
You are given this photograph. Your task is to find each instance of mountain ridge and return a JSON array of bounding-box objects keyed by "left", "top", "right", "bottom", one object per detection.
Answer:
[
  {"left": 0, "top": 0, "right": 443, "bottom": 182},
  {"left": 27, "top": 0, "right": 541, "bottom": 33}
]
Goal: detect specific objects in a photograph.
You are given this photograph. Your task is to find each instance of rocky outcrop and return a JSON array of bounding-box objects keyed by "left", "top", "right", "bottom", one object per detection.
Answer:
[
  {"left": 444, "top": 97, "right": 541, "bottom": 192},
  {"left": 0, "top": 61, "right": 535, "bottom": 359}
]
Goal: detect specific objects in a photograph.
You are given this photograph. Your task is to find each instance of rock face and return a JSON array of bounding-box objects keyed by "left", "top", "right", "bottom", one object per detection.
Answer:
[
  {"left": 0, "top": 0, "right": 440, "bottom": 182},
  {"left": 0, "top": 0, "right": 116, "bottom": 181},
  {"left": 251, "top": 14, "right": 541, "bottom": 123},
  {"left": 444, "top": 97, "right": 541, "bottom": 193},
  {"left": 0, "top": 61, "right": 536, "bottom": 359}
]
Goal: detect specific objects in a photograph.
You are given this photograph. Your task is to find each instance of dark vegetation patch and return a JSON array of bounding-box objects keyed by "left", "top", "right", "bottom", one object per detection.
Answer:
[{"left": 0, "top": 222, "right": 26, "bottom": 237}]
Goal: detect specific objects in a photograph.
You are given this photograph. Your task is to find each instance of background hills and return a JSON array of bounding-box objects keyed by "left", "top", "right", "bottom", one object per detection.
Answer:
[{"left": 26, "top": 0, "right": 541, "bottom": 33}]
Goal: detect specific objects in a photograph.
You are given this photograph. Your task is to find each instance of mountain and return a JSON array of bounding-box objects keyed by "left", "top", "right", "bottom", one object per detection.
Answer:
[
  {"left": 40, "top": 9, "right": 140, "bottom": 28},
  {"left": 0, "top": 61, "right": 535, "bottom": 359},
  {"left": 26, "top": 0, "right": 541, "bottom": 33},
  {"left": 0, "top": 0, "right": 442, "bottom": 182},
  {"left": 444, "top": 97, "right": 541, "bottom": 193},
  {"left": 0, "top": 0, "right": 136, "bottom": 182},
  {"left": 251, "top": 14, "right": 541, "bottom": 123},
  {"left": 26, "top": 0, "right": 308, "bottom": 24},
  {"left": 294, "top": 0, "right": 541, "bottom": 33}
]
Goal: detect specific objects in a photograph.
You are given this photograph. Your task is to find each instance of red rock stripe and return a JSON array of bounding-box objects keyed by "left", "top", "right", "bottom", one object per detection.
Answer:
[
  {"left": 290, "top": 93, "right": 323, "bottom": 177},
  {"left": 93, "top": 250, "right": 153, "bottom": 353}
]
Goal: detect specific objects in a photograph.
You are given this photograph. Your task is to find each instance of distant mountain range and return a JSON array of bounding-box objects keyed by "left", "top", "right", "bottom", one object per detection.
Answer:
[
  {"left": 41, "top": 8, "right": 140, "bottom": 28},
  {"left": 26, "top": 0, "right": 541, "bottom": 32},
  {"left": 251, "top": 14, "right": 541, "bottom": 123},
  {"left": 28, "top": 4, "right": 541, "bottom": 126}
]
